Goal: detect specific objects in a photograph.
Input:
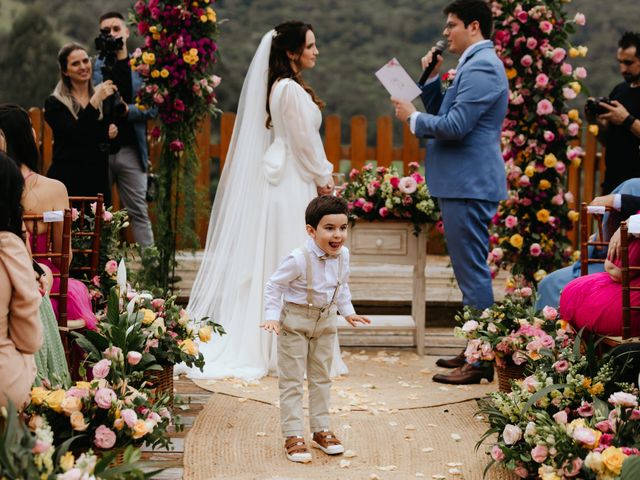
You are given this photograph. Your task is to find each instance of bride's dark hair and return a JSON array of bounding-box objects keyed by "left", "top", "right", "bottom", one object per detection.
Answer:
[{"left": 266, "top": 20, "right": 325, "bottom": 128}]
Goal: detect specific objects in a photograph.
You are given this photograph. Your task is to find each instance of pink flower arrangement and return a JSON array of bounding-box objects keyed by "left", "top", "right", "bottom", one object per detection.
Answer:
[{"left": 342, "top": 162, "right": 439, "bottom": 230}]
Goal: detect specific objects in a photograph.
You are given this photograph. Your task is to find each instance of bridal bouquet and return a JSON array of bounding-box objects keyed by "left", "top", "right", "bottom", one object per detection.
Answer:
[{"left": 341, "top": 162, "right": 439, "bottom": 230}]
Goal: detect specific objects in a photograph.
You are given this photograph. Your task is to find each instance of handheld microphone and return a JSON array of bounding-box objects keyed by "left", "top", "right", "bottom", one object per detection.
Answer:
[{"left": 418, "top": 40, "right": 447, "bottom": 85}]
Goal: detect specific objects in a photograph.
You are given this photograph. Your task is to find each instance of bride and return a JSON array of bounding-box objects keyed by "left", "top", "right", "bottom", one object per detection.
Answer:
[{"left": 179, "top": 21, "right": 348, "bottom": 380}]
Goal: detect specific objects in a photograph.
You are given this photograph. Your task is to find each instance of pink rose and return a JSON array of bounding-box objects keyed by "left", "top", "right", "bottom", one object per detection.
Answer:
[
  {"left": 505, "top": 215, "right": 518, "bottom": 229},
  {"left": 378, "top": 207, "right": 389, "bottom": 218},
  {"left": 102, "top": 210, "right": 113, "bottom": 222},
  {"left": 150, "top": 126, "right": 162, "bottom": 139},
  {"left": 577, "top": 401, "right": 594, "bottom": 417},
  {"left": 151, "top": 298, "right": 165, "bottom": 310},
  {"left": 561, "top": 62, "right": 573, "bottom": 75},
  {"left": 551, "top": 193, "right": 564, "bottom": 206},
  {"left": 520, "top": 55, "right": 533, "bottom": 67},
  {"left": 536, "top": 99, "right": 553, "bottom": 116},
  {"left": 491, "top": 247, "right": 504, "bottom": 261},
  {"left": 94, "top": 387, "right": 117, "bottom": 409},
  {"left": 553, "top": 410, "right": 568, "bottom": 424},
  {"left": 542, "top": 306, "right": 558, "bottom": 320},
  {"left": 94, "top": 425, "right": 116, "bottom": 449},
  {"left": 435, "top": 220, "right": 444, "bottom": 234},
  {"left": 389, "top": 177, "right": 400, "bottom": 188},
  {"left": 551, "top": 48, "right": 567, "bottom": 64},
  {"left": 32, "top": 439, "right": 51, "bottom": 454},
  {"left": 514, "top": 466, "right": 529, "bottom": 478},
  {"left": 574, "top": 13, "right": 586, "bottom": 26},
  {"left": 608, "top": 391, "right": 638, "bottom": 407},
  {"left": 362, "top": 202, "right": 374, "bottom": 213},
  {"left": 71, "top": 208, "right": 80, "bottom": 222},
  {"left": 169, "top": 140, "right": 184, "bottom": 152},
  {"left": 553, "top": 359, "right": 570, "bottom": 373},
  {"left": 529, "top": 243, "right": 542, "bottom": 256},
  {"left": 539, "top": 21, "right": 553, "bottom": 34},
  {"left": 127, "top": 351, "right": 142, "bottom": 365},
  {"left": 535, "top": 73, "right": 549, "bottom": 88},
  {"left": 519, "top": 175, "right": 531, "bottom": 187},
  {"left": 531, "top": 444, "right": 548, "bottom": 463},
  {"left": 572, "top": 427, "right": 597, "bottom": 447},
  {"left": 568, "top": 123, "right": 580, "bottom": 137},
  {"left": 66, "top": 387, "right": 90, "bottom": 399},
  {"left": 491, "top": 444, "right": 505, "bottom": 462},
  {"left": 563, "top": 87, "right": 577, "bottom": 100},
  {"left": 526, "top": 37, "right": 538, "bottom": 49},
  {"left": 398, "top": 176, "right": 418, "bottom": 194},
  {"left": 543, "top": 130, "right": 555, "bottom": 142},
  {"left": 353, "top": 198, "right": 365, "bottom": 208},
  {"left": 555, "top": 162, "right": 567, "bottom": 175},
  {"left": 173, "top": 99, "right": 185, "bottom": 111},
  {"left": 121, "top": 408, "right": 138, "bottom": 428},
  {"left": 105, "top": 260, "right": 118, "bottom": 276},
  {"left": 564, "top": 458, "right": 584, "bottom": 477},
  {"left": 574, "top": 67, "right": 587, "bottom": 79},
  {"left": 520, "top": 287, "right": 533, "bottom": 297},
  {"left": 595, "top": 420, "right": 612, "bottom": 433},
  {"left": 92, "top": 359, "right": 111, "bottom": 379}
]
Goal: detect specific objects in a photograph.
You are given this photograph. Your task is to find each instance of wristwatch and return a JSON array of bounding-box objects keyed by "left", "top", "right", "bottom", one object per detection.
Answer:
[{"left": 622, "top": 114, "right": 637, "bottom": 130}]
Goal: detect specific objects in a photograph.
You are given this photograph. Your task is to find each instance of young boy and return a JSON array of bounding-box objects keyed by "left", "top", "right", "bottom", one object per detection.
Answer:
[{"left": 261, "top": 195, "right": 370, "bottom": 463}]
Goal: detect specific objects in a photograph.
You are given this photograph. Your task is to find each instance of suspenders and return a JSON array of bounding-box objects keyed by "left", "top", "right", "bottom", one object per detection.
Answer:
[{"left": 301, "top": 247, "right": 343, "bottom": 312}]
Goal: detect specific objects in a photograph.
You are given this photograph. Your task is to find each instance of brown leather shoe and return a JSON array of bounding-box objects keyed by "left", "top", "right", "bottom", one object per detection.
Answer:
[
  {"left": 432, "top": 363, "right": 494, "bottom": 385},
  {"left": 435, "top": 350, "right": 467, "bottom": 369}
]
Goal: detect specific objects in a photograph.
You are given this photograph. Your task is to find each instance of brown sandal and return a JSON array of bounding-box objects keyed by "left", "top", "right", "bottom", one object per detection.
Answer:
[
  {"left": 284, "top": 436, "right": 312, "bottom": 463},
  {"left": 312, "top": 430, "right": 345, "bottom": 455}
]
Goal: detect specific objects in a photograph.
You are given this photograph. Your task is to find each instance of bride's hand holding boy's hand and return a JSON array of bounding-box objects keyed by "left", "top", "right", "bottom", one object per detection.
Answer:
[
  {"left": 344, "top": 314, "right": 371, "bottom": 327},
  {"left": 260, "top": 320, "right": 280, "bottom": 335}
]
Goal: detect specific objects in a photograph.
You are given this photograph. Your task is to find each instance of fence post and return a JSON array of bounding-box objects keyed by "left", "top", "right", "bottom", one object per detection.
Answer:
[
  {"left": 219, "top": 112, "right": 235, "bottom": 171},
  {"left": 376, "top": 115, "right": 393, "bottom": 168},
  {"left": 324, "top": 114, "right": 341, "bottom": 172},
  {"left": 350, "top": 115, "right": 367, "bottom": 170}
]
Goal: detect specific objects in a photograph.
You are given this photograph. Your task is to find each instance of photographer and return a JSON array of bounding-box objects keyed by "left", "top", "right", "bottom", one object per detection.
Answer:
[
  {"left": 587, "top": 31, "right": 640, "bottom": 194},
  {"left": 93, "top": 11, "right": 155, "bottom": 247},
  {"left": 45, "top": 43, "right": 117, "bottom": 205}
]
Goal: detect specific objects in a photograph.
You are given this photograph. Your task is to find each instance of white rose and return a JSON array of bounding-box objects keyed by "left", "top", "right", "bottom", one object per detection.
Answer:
[
  {"left": 524, "top": 422, "right": 537, "bottom": 437},
  {"left": 502, "top": 424, "right": 523, "bottom": 445},
  {"left": 608, "top": 392, "right": 638, "bottom": 408},
  {"left": 462, "top": 320, "right": 479, "bottom": 333},
  {"left": 487, "top": 322, "right": 498, "bottom": 333},
  {"left": 584, "top": 452, "right": 604, "bottom": 474}
]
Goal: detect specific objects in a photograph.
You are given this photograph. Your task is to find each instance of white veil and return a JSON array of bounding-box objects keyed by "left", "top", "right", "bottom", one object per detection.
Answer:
[{"left": 181, "top": 31, "right": 276, "bottom": 379}]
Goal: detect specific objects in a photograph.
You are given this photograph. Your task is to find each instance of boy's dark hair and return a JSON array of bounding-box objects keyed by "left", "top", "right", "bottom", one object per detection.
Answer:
[
  {"left": 305, "top": 195, "right": 349, "bottom": 229},
  {"left": 444, "top": 0, "right": 493, "bottom": 40},
  {"left": 619, "top": 31, "right": 640, "bottom": 58},
  {"left": 99, "top": 11, "right": 125, "bottom": 24}
]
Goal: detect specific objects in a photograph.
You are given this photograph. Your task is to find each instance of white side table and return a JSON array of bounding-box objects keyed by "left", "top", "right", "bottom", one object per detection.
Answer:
[{"left": 345, "top": 220, "right": 427, "bottom": 355}]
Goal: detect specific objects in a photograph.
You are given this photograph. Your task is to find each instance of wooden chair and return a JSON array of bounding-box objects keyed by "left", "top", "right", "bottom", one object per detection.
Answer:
[
  {"left": 620, "top": 220, "right": 640, "bottom": 341},
  {"left": 23, "top": 209, "right": 80, "bottom": 361},
  {"left": 580, "top": 202, "right": 614, "bottom": 276},
  {"left": 68, "top": 194, "right": 104, "bottom": 281}
]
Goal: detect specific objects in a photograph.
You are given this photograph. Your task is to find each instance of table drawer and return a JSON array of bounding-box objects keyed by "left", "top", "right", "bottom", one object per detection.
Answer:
[{"left": 349, "top": 227, "right": 408, "bottom": 255}]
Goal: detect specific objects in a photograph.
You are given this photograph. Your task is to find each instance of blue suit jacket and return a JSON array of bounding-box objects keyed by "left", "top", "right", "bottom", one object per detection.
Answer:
[
  {"left": 93, "top": 56, "right": 156, "bottom": 172},
  {"left": 414, "top": 41, "right": 508, "bottom": 202}
]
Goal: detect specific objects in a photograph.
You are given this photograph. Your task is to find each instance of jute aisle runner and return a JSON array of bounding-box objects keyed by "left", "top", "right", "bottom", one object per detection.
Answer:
[{"left": 184, "top": 350, "right": 515, "bottom": 480}]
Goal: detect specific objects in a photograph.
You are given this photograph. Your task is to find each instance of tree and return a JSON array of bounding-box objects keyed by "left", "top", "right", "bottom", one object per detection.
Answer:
[{"left": 0, "top": 7, "right": 60, "bottom": 108}]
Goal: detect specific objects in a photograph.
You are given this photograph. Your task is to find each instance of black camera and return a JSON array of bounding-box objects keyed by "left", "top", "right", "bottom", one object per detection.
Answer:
[
  {"left": 584, "top": 96, "right": 613, "bottom": 121},
  {"left": 94, "top": 28, "right": 127, "bottom": 120}
]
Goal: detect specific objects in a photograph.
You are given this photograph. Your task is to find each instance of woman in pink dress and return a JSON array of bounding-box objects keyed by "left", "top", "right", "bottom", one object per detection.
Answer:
[{"left": 560, "top": 229, "right": 640, "bottom": 337}]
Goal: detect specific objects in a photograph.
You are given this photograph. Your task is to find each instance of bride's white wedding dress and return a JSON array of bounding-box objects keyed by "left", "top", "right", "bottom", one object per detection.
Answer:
[{"left": 177, "top": 31, "right": 348, "bottom": 381}]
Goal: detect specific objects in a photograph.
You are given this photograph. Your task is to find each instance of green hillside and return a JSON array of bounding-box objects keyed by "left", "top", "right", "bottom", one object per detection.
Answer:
[{"left": 0, "top": 0, "right": 637, "bottom": 125}]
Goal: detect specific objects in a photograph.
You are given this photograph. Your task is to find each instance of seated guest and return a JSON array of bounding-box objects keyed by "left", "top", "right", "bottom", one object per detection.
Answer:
[
  {"left": 536, "top": 178, "right": 640, "bottom": 310},
  {"left": 560, "top": 226, "right": 640, "bottom": 337},
  {"left": 0, "top": 151, "right": 43, "bottom": 408},
  {"left": 0, "top": 104, "right": 97, "bottom": 331},
  {"left": 45, "top": 43, "right": 118, "bottom": 205}
]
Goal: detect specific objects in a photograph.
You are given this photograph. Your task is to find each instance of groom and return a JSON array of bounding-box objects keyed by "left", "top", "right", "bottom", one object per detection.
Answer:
[{"left": 393, "top": 0, "right": 508, "bottom": 384}]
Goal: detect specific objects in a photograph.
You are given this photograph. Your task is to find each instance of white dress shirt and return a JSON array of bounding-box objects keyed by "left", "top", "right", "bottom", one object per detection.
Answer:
[{"left": 264, "top": 238, "right": 356, "bottom": 321}]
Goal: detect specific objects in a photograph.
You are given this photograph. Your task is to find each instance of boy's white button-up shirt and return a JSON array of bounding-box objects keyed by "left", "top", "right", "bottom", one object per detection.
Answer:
[{"left": 264, "top": 238, "right": 356, "bottom": 321}]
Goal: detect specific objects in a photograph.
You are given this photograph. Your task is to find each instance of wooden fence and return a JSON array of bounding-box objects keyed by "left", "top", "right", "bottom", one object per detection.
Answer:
[{"left": 28, "top": 109, "right": 603, "bottom": 248}]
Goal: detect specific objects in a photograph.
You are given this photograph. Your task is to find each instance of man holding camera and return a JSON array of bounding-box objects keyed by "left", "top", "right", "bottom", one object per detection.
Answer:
[
  {"left": 589, "top": 31, "right": 640, "bottom": 195},
  {"left": 93, "top": 11, "right": 155, "bottom": 247}
]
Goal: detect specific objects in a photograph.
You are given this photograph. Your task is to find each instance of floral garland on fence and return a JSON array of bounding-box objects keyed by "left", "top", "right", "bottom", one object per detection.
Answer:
[
  {"left": 131, "top": 0, "right": 221, "bottom": 291},
  {"left": 488, "top": 1, "right": 588, "bottom": 286}
]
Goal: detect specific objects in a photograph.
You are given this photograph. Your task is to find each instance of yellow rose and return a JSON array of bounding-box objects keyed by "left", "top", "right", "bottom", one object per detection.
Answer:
[
  {"left": 70, "top": 411, "right": 88, "bottom": 432},
  {"left": 160, "top": 69, "right": 169, "bottom": 78},
  {"left": 572, "top": 250, "right": 581, "bottom": 262},
  {"left": 539, "top": 179, "right": 551, "bottom": 190},
  {"left": 114, "top": 418, "right": 125, "bottom": 431},
  {"left": 142, "top": 52, "right": 155, "bottom": 65},
  {"left": 75, "top": 381, "right": 92, "bottom": 389},
  {"left": 588, "top": 124, "right": 599, "bottom": 136},
  {"left": 31, "top": 386, "right": 49, "bottom": 406},
  {"left": 588, "top": 382, "right": 605, "bottom": 396},
  {"left": 149, "top": 26, "right": 157, "bottom": 34},
  {"left": 570, "top": 81, "right": 581, "bottom": 94},
  {"left": 585, "top": 452, "right": 604, "bottom": 474},
  {"left": 152, "top": 32, "right": 161, "bottom": 41},
  {"left": 60, "top": 451, "right": 75, "bottom": 472},
  {"left": 536, "top": 209, "right": 550, "bottom": 223},
  {"left": 524, "top": 165, "right": 535, "bottom": 177},
  {"left": 180, "top": 338, "right": 199, "bottom": 356},
  {"left": 505, "top": 68, "right": 517, "bottom": 80},
  {"left": 132, "top": 419, "right": 149, "bottom": 439},
  {"left": 198, "top": 325, "right": 213, "bottom": 342},
  {"left": 578, "top": 46, "right": 588, "bottom": 57},
  {"left": 543, "top": 153, "right": 557, "bottom": 168},
  {"left": 533, "top": 269, "right": 547, "bottom": 282},
  {"left": 61, "top": 396, "right": 83, "bottom": 416},
  {"left": 140, "top": 308, "right": 156, "bottom": 325},
  {"left": 200, "top": 14, "right": 208, "bottom": 22},
  {"left": 602, "top": 447, "right": 625, "bottom": 475},
  {"left": 568, "top": 109, "right": 580, "bottom": 121},
  {"left": 509, "top": 234, "right": 523, "bottom": 249},
  {"left": 206, "top": 7, "right": 216, "bottom": 21},
  {"left": 46, "top": 389, "right": 66, "bottom": 413},
  {"left": 568, "top": 47, "right": 579, "bottom": 58},
  {"left": 568, "top": 210, "right": 579, "bottom": 222},
  {"left": 151, "top": 69, "right": 160, "bottom": 78}
]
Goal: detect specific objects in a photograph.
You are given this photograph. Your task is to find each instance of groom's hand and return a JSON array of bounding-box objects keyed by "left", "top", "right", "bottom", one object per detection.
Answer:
[
  {"left": 421, "top": 47, "right": 444, "bottom": 80},
  {"left": 260, "top": 320, "right": 280, "bottom": 335},
  {"left": 344, "top": 314, "right": 371, "bottom": 327},
  {"left": 392, "top": 97, "right": 416, "bottom": 123}
]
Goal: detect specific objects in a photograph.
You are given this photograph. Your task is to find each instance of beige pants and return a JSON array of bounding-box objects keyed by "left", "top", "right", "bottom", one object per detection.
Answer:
[{"left": 277, "top": 303, "right": 337, "bottom": 437}]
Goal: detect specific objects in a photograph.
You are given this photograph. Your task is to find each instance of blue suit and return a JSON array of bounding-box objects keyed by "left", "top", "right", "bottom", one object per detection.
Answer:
[
  {"left": 414, "top": 41, "right": 508, "bottom": 309},
  {"left": 93, "top": 57, "right": 155, "bottom": 171}
]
